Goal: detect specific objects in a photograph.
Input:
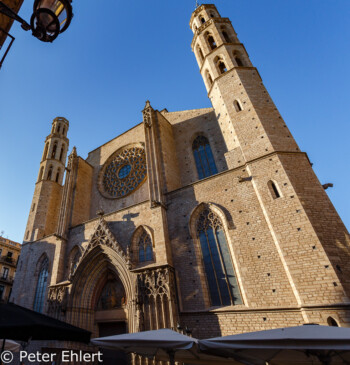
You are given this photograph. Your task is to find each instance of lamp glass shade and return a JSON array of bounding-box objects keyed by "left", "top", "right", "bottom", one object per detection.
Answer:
[{"left": 31, "top": 0, "right": 72, "bottom": 42}]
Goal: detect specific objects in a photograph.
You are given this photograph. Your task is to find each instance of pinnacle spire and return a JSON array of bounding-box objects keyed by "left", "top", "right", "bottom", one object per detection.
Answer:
[
  {"left": 195, "top": 0, "right": 200, "bottom": 8},
  {"left": 70, "top": 146, "right": 77, "bottom": 156}
]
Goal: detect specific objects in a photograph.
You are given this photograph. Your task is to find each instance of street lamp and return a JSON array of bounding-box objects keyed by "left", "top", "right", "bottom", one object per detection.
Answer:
[
  {"left": 0, "top": 0, "right": 73, "bottom": 42},
  {"left": 31, "top": 0, "right": 73, "bottom": 42}
]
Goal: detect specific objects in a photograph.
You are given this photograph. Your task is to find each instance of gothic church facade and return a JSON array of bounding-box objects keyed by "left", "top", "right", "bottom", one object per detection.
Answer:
[{"left": 12, "top": 4, "right": 350, "bottom": 340}]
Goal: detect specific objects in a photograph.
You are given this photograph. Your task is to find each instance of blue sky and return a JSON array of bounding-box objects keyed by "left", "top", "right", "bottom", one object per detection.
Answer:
[{"left": 0, "top": 0, "right": 349, "bottom": 243}]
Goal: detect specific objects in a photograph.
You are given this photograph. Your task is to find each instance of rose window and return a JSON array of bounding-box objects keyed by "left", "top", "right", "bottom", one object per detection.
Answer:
[{"left": 100, "top": 145, "right": 147, "bottom": 198}]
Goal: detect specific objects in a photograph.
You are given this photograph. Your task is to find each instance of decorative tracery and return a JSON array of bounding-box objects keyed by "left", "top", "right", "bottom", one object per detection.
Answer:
[
  {"left": 197, "top": 208, "right": 223, "bottom": 232},
  {"left": 138, "top": 230, "right": 153, "bottom": 263},
  {"left": 136, "top": 267, "right": 177, "bottom": 331},
  {"left": 71, "top": 218, "right": 130, "bottom": 278},
  {"left": 100, "top": 146, "right": 147, "bottom": 199},
  {"left": 196, "top": 208, "right": 242, "bottom": 307}
]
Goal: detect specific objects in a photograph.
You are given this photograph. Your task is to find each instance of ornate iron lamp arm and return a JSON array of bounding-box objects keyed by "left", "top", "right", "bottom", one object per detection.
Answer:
[{"left": 0, "top": 1, "right": 30, "bottom": 30}]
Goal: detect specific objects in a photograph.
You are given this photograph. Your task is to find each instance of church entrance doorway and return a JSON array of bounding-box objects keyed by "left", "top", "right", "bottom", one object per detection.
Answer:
[{"left": 98, "top": 321, "right": 128, "bottom": 365}]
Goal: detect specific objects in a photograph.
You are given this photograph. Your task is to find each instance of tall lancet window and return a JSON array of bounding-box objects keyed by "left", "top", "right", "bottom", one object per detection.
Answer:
[
  {"left": 138, "top": 230, "right": 153, "bottom": 263},
  {"left": 33, "top": 256, "right": 49, "bottom": 313},
  {"left": 192, "top": 136, "right": 218, "bottom": 179},
  {"left": 197, "top": 209, "right": 242, "bottom": 306}
]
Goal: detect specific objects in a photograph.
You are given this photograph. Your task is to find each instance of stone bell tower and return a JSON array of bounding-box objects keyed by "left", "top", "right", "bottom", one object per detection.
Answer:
[
  {"left": 190, "top": 4, "right": 350, "bottom": 318},
  {"left": 190, "top": 4, "right": 300, "bottom": 165},
  {"left": 24, "top": 117, "right": 69, "bottom": 242}
]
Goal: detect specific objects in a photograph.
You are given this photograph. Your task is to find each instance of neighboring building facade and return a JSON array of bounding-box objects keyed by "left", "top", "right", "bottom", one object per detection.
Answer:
[
  {"left": 0, "top": 236, "right": 21, "bottom": 302},
  {"left": 12, "top": 3, "right": 350, "bottom": 351},
  {"left": 0, "top": 0, "right": 24, "bottom": 65}
]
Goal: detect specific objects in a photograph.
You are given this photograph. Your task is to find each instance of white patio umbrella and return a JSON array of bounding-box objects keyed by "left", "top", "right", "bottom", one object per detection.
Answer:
[
  {"left": 199, "top": 324, "right": 350, "bottom": 365},
  {"left": 91, "top": 328, "right": 244, "bottom": 365},
  {"left": 0, "top": 339, "right": 21, "bottom": 352}
]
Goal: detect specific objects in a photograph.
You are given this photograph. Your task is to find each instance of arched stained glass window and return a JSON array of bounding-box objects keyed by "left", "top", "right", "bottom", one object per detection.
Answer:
[
  {"left": 192, "top": 136, "right": 218, "bottom": 179},
  {"left": 197, "top": 209, "right": 242, "bottom": 306},
  {"left": 138, "top": 230, "right": 153, "bottom": 263},
  {"left": 33, "top": 256, "right": 49, "bottom": 313}
]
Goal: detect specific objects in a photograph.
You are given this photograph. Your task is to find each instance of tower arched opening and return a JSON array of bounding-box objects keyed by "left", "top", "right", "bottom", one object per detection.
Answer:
[
  {"left": 59, "top": 145, "right": 65, "bottom": 161},
  {"left": 47, "top": 165, "right": 53, "bottom": 180},
  {"left": 43, "top": 143, "right": 49, "bottom": 161},
  {"left": 55, "top": 168, "right": 61, "bottom": 183},
  {"left": 221, "top": 28, "right": 231, "bottom": 43},
  {"left": 206, "top": 70, "right": 213, "bottom": 88},
  {"left": 197, "top": 45, "right": 204, "bottom": 63},
  {"left": 206, "top": 33, "right": 217, "bottom": 50},
  {"left": 38, "top": 166, "right": 44, "bottom": 182},
  {"left": 51, "top": 142, "right": 58, "bottom": 159},
  {"left": 215, "top": 56, "right": 227, "bottom": 74},
  {"left": 233, "top": 51, "right": 244, "bottom": 66}
]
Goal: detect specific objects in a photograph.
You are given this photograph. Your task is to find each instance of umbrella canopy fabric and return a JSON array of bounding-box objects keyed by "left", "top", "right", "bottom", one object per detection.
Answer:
[
  {"left": 199, "top": 325, "right": 350, "bottom": 365},
  {"left": 91, "top": 329, "right": 242, "bottom": 365},
  {"left": 0, "top": 303, "right": 91, "bottom": 343},
  {"left": 92, "top": 329, "right": 196, "bottom": 355},
  {"left": 0, "top": 339, "right": 21, "bottom": 352}
]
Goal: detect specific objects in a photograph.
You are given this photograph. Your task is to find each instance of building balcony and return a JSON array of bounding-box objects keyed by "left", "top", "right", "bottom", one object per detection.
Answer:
[
  {"left": 0, "top": 275, "right": 14, "bottom": 284},
  {"left": 0, "top": 256, "right": 16, "bottom": 267}
]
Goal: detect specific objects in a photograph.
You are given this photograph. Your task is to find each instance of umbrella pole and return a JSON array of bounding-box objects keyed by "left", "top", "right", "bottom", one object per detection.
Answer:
[
  {"left": 168, "top": 351, "right": 175, "bottom": 365},
  {"left": 0, "top": 339, "right": 6, "bottom": 365}
]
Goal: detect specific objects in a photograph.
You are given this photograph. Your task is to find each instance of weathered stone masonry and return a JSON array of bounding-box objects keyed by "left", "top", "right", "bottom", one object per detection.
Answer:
[{"left": 11, "top": 4, "right": 350, "bottom": 357}]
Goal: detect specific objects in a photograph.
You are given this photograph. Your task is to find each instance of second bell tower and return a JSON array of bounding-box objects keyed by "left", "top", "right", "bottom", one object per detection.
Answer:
[{"left": 24, "top": 117, "right": 69, "bottom": 242}]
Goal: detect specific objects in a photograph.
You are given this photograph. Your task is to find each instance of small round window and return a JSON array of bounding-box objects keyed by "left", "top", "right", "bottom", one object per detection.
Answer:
[{"left": 118, "top": 164, "right": 131, "bottom": 179}]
